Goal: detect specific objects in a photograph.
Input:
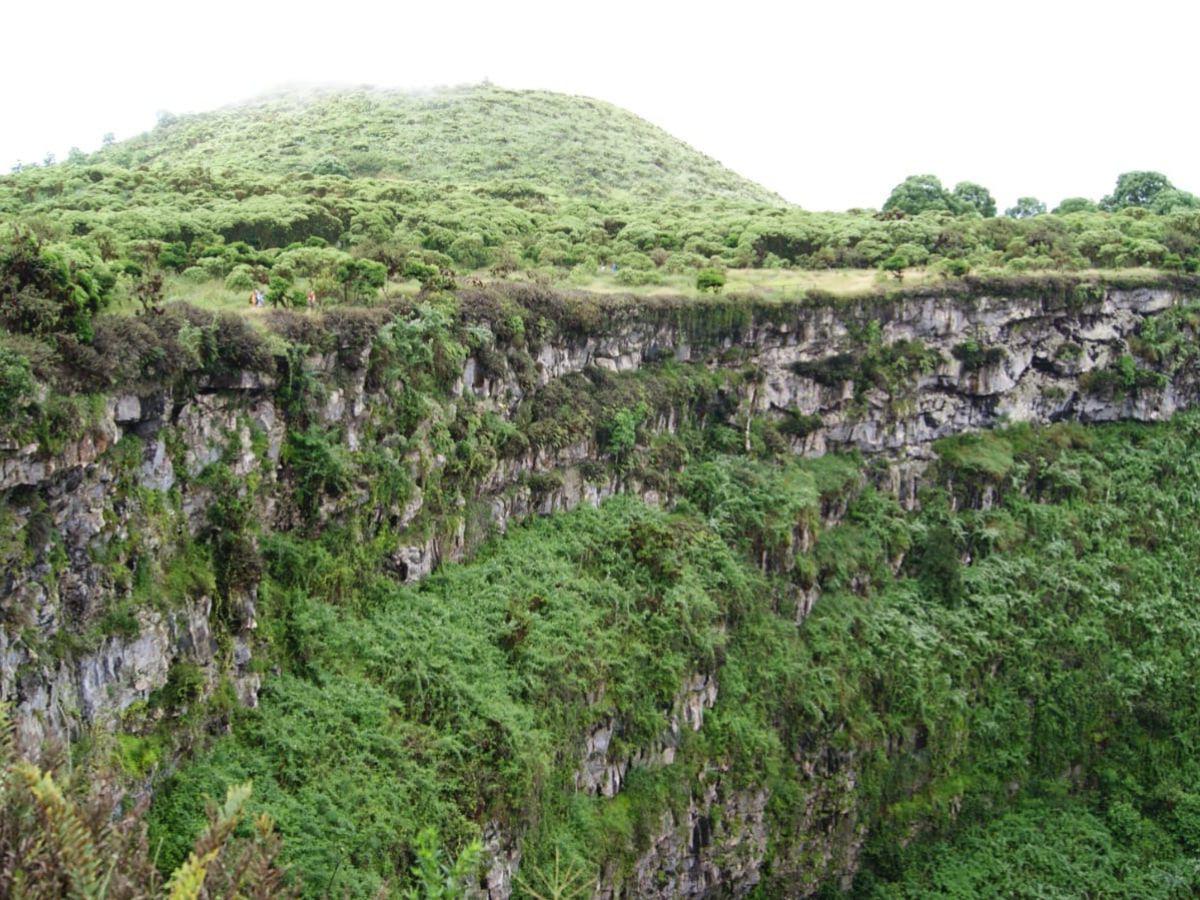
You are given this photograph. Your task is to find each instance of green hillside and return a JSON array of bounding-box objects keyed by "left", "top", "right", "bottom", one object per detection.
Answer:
[
  {"left": 7, "top": 78, "right": 1200, "bottom": 894},
  {"left": 101, "top": 85, "right": 783, "bottom": 204},
  {"left": 3, "top": 84, "right": 1199, "bottom": 325}
]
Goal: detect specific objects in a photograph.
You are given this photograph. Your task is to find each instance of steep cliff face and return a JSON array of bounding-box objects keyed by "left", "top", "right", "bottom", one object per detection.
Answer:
[{"left": 2, "top": 284, "right": 1198, "bottom": 894}]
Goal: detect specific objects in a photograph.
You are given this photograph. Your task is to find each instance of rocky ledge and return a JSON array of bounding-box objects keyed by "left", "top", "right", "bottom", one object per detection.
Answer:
[{"left": 2, "top": 284, "right": 1198, "bottom": 895}]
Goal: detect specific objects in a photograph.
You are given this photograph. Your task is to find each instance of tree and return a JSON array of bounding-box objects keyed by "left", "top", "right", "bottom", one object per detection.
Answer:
[
  {"left": 266, "top": 274, "right": 295, "bottom": 307},
  {"left": 1053, "top": 197, "right": 1098, "bottom": 214},
  {"left": 0, "top": 230, "right": 113, "bottom": 340},
  {"left": 882, "top": 175, "right": 954, "bottom": 216},
  {"left": 157, "top": 241, "right": 189, "bottom": 271},
  {"left": 696, "top": 268, "right": 725, "bottom": 293},
  {"left": 1101, "top": 171, "right": 1173, "bottom": 211},
  {"left": 1150, "top": 188, "right": 1200, "bottom": 214},
  {"left": 335, "top": 257, "right": 387, "bottom": 302},
  {"left": 1005, "top": 197, "right": 1046, "bottom": 219},
  {"left": 952, "top": 181, "right": 996, "bottom": 217},
  {"left": 356, "top": 239, "right": 413, "bottom": 278},
  {"left": 133, "top": 271, "right": 164, "bottom": 315},
  {"left": 101, "top": 132, "right": 115, "bottom": 147},
  {"left": 881, "top": 252, "right": 909, "bottom": 280}
]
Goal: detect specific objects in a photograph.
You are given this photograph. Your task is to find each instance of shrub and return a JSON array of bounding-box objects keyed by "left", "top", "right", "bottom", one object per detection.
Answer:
[
  {"left": 951, "top": 340, "right": 1006, "bottom": 371},
  {"left": 157, "top": 242, "right": 189, "bottom": 271},
  {"left": 448, "top": 233, "right": 492, "bottom": 270},
  {"left": 210, "top": 313, "right": 275, "bottom": 375},
  {"left": 312, "top": 157, "right": 351, "bottom": 177},
  {"left": 1079, "top": 354, "right": 1168, "bottom": 397},
  {"left": 615, "top": 268, "right": 664, "bottom": 287},
  {"left": 372, "top": 303, "right": 467, "bottom": 389},
  {"left": 0, "top": 346, "right": 35, "bottom": 419},
  {"left": 1057, "top": 341, "right": 1083, "bottom": 361},
  {"left": 223, "top": 264, "right": 256, "bottom": 293},
  {"left": 157, "top": 661, "right": 206, "bottom": 711},
  {"left": 696, "top": 268, "right": 726, "bottom": 293},
  {"left": 335, "top": 258, "right": 387, "bottom": 303},
  {"left": 198, "top": 255, "right": 230, "bottom": 279},
  {"left": 266, "top": 274, "right": 294, "bottom": 308},
  {"left": 605, "top": 402, "right": 648, "bottom": 465},
  {"left": 939, "top": 258, "right": 971, "bottom": 278},
  {"left": 792, "top": 353, "right": 860, "bottom": 387},
  {"left": 0, "top": 705, "right": 295, "bottom": 898},
  {"left": 0, "top": 231, "right": 113, "bottom": 342},
  {"left": 779, "top": 410, "right": 823, "bottom": 438},
  {"left": 324, "top": 306, "right": 389, "bottom": 369},
  {"left": 402, "top": 258, "right": 439, "bottom": 282},
  {"left": 282, "top": 426, "right": 351, "bottom": 521},
  {"left": 881, "top": 253, "right": 909, "bottom": 279}
]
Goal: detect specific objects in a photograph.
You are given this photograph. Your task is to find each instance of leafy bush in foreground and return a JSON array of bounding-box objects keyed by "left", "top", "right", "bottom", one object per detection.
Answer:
[{"left": 0, "top": 706, "right": 294, "bottom": 898}]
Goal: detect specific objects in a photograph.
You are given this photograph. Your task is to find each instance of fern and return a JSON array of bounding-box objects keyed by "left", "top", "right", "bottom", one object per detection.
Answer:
[{"left": 0, "top": 705, "right": 295, "bottom": 898}]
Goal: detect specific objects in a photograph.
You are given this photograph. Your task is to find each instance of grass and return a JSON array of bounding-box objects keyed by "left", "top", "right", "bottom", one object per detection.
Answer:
[
  {"left": 568, "top": 266, "right": 1172, "bottom": 301},
  {"left": 106, "top": 265, "right": 1174, "bottom": 323},
  {"left": 108, "top": 278, "right": 275, "bottom": 318},
  {"left": 568, "top": 266, "right": 903, "bottom": 298},
  {"left": 108, "top": 274, "right": 424, "bottom": 318},
  {"left": 106, "top": 270, "right": 898, "bottom": 319},
  {"left": 95, "top": 85, "right": 783, "bottom": 205}
]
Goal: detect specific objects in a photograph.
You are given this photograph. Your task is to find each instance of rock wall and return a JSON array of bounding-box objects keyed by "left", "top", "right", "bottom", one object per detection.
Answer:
[
  {"left": 598, "top": 771, "right": 770, "bottom": 899},
  {"left": 2, "top": 285, "right": 1198, "bottom": 894}
]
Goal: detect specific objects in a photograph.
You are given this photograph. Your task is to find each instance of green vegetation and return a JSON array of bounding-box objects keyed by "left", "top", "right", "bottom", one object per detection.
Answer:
[
  {"left": 3, "top": 85, "right": 1200, "bottom": 350},
  {"left": 863, "top": 797, "right": 1200, "bottom": 897},
  {"left": 8, "top": 83, "right": 1200, "bottom": 897},
  {"left": 950, "top": 338, "right": 1006, "bottom": 371},
  {"left": 1080, "top": 354, "right": 1169, "bottom": 397},
  {"left": 147, "top": 494, "right": 751, "bottom": 894},
  {"left": 695, "top": 267, "right": 725, "bottom": 293},
  {"left": 136, "top": 414, "right": 1200, "bottom": 896},
  {"left": 1004, "top": 196, "right": 1047, "bottom": 219},
  {"left": 0, "top": 705, "right": 295, "bottom": 898},
  {"left": 883, "top": 175, "right": 997, "bottom": 218},
  {"left": 92, "top": 86, "right": 781, "bottom": 205},
  {"left": 790, "top": 321, "right": 943, "bottom": 404},
  {"left": 3, "top": 86, "right": 1200, "bottom": 458}
]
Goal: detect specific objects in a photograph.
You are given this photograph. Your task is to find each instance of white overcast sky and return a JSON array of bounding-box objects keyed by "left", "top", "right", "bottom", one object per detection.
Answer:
[{"left": 4, "top": 0, "right": 1198, "bottom": 211}]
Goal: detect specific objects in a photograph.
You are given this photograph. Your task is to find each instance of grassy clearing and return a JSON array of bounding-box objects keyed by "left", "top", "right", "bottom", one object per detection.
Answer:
[
  {"left": 566, "top": 266, "right": 903, "bottom": 298},
  {"left": 564, "top": 266, "right": 1171, "bottom": 301},
  {"left": 106, "top": 266, "right": 1173, "bottom": 324},
  {"left": 108, "top": 275, "right": 425, "bottom": 318}
]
